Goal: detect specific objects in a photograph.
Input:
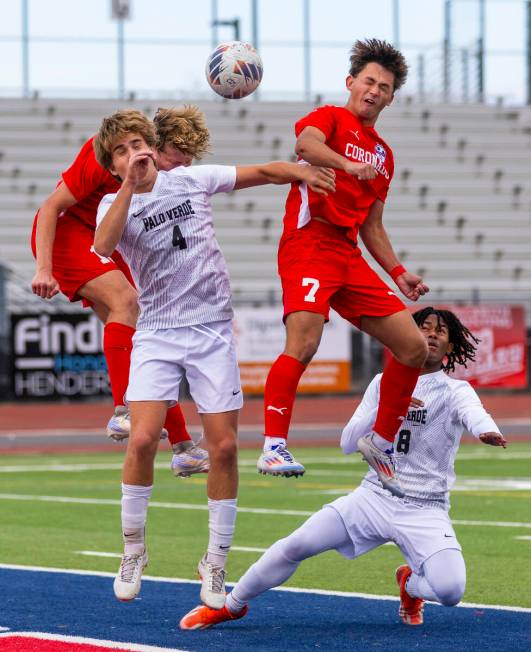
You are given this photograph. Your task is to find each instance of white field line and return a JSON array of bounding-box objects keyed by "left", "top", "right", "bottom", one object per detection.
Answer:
[
  {"left": 75, "top": 545, "right": 267, "bottom": 558},
  {"left": 0, "top": 492, "right": 530, "bottom": 528},
  {"left": 0, "top": 450, "right": 529, "bottom": 474},
  {"left": 515, "top": 536, "right": 531, "bottom": 541},
  {"left": 0, "top": 562, "right": 530, "bottom": 613},
  {"left": 0, "top": 631, "right": 185, "bottom": 652}
]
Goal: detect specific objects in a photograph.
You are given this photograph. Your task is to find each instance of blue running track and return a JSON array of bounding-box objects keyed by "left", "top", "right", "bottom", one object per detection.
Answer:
[{"left": 1, "top": 566, "right": 530, "bottom": 651}]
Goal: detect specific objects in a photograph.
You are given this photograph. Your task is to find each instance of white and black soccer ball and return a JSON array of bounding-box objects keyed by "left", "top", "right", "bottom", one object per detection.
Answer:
[{"left": 205, "top": 41, "right": 263, "bottom": 99}]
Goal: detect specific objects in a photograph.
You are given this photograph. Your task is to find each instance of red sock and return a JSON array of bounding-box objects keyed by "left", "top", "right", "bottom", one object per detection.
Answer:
[
  {"left": 103, "top": 322, "right": 191, "bottom": 444},
  {"left": 165, "top": 405, "right": 192, "bottom": 446},
  {"left": 263, "top": 354, "right": 306, "bottom": 438},
  {"left": 103, "top": 322, "right": 135, "bottom": 407},
  {"left": 373, "top": 357, "right": 423, "bottom": 442}
]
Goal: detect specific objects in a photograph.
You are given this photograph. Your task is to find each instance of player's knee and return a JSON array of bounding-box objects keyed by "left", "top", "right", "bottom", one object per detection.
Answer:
[
  {"left": 209, "top": 435, "right": 238, "bottom": 467},
  {"left": 129, "top": 431, "right": 159, "bottom": 458},
  {"left": 287, "top": 337, "right": 319, "bottom": 365},
  {"left": 119, "top": 289, "right": 139, "bottom": 320},
  {"left": 395, "top": 334, "right": 428, "bottom": 368},
  {"left": 434, "top": 577, "right": 466, "bottom": 606}
]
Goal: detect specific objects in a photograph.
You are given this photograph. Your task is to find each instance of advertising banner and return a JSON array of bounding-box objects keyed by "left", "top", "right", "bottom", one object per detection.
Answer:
[
  {"left": 441, "top": 304, "right": 528, "bottom": 388},
  {"left": 11, "top": 313, "right": 110, "bottom": 399},
  {"left": 234, "top": 307, "right": 351, "bottom": 393}
]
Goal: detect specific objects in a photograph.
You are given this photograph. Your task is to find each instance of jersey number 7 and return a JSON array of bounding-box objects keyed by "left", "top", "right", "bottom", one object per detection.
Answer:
[{"left": 172, "top": 225, "right": 187, "bottom": 250}]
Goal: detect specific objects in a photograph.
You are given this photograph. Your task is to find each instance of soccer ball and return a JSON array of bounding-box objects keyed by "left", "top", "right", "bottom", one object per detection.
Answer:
[{"left": 205, "top": 41, "right": 263, "bottom": 99}]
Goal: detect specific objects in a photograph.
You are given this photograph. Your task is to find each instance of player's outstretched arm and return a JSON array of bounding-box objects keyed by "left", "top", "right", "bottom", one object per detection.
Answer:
[
  {"left": 234, "top": 162, "right": 336, "bottom": 195},
  {"left": 31, "top": 183, "right": 77, "bottom": 299},
  {"left": 453, "top": 382, "right": 506, "bottom": 447},
  {"left": 360, "top": 199, "right": 429, "bottom": 301},
  {"left": 295, "top": 126, "right": 377, "bottom": 180}
]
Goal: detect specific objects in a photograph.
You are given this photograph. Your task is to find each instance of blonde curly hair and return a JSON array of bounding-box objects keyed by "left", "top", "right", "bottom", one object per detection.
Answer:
[
  {"left": 94, "top": 109, "right": 156, "bottom": 170},
  {"left": 153, "top": 105, "right": 211, "bottom": 160}
]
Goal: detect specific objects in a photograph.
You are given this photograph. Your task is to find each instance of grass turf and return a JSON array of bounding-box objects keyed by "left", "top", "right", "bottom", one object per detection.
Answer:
[{"left": 0, "top": 443, "right": 529, "bottom": 608}]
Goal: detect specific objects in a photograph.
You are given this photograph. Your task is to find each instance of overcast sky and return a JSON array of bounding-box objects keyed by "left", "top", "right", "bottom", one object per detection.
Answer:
[{"left": 0, "top": 0, "right": 527, "bottom": 103}]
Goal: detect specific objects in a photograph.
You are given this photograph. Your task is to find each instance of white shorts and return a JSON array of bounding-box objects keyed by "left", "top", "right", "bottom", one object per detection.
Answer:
[
  {"left": 327, "top": 486, "right": 461, "bottom": 574},
  {"left": 126, "top": 320, "right": 243, "bottom": 414}
]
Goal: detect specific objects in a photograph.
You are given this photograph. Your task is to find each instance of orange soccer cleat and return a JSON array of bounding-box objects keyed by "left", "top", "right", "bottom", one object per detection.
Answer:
[
  {"left": 179, "top": 603, "right": 248, "bottom": 630},
  {"left": 396, "top": 565, "right": 424, "bottom": 626}
]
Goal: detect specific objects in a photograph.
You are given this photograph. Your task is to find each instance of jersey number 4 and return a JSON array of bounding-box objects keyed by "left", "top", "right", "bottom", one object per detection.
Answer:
[
  {"left": 172, "top": 225, "right": 187, "bottom": 250},
  {"left": 396, "top": 429, "right": 411, "bottom": 454}
]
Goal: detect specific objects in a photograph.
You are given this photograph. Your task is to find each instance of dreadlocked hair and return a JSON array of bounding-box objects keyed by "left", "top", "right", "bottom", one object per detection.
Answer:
[{"left": 412, "top": 307, "right": 480, "bottom": 374}]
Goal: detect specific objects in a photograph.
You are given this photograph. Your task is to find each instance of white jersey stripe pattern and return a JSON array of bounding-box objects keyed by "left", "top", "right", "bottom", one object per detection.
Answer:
[
  {"left": 96, "top": 165, "right": 236, "bottom": 330},
  {"left": 341, "top": 370, "right": 501, "bottom": 510}
]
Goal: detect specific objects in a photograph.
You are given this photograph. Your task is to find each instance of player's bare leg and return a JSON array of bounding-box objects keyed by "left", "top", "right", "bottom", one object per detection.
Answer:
[
  {"left": 114, "top": 400, "right": 167, "bottom": 601},
  {"left": 258, "top": 311, "right": 323, "bottom": 477},
  {"left": 357, "top": 309, "right": 428, "bottom": 497},
  {"left": 83, "top": 270, "right": 200, "bottom": 460},
  {"left": 198, "top": 410, "right": 239, "bottom": 608}
]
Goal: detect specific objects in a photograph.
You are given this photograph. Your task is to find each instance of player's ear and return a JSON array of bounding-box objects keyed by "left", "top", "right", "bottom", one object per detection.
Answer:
[
  {"left": 446, "top": 342, "right": 454, "bottom": 355},
  {"left": 346, "top": 75, "right": 354, "bottom": 91}
]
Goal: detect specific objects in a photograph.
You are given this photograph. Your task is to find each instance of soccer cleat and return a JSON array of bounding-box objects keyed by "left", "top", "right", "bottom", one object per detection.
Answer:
[
  {"left": 106, "top": 406, "right": 131, "bottom": 441},
  {"left": 357, "top": 434, "right": 404, "bottom": 498},
  {"left": 113, "top": 550, "right": 148, "bottom": 601},
  {"left": 106, "top": 406, "right": 168, "bottom": 441},
  {"left": 179, "top": 603, "right": 248, "bottom": 630},
  {"left": 197, "top": 554, "right": 226, "bottom": 609},
  {"left": 257, "top": 444, "right": 305, "bottom": 477},
  {"left": 171, "top": 441, "right": 210, "bottom": 478},
  {"left": 396, "top": 565, "right": 424, "bottom": 625}
]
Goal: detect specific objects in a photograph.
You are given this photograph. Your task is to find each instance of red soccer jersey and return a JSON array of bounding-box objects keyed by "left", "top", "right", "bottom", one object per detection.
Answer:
[
  {"left": 57, "top": 136, "right": 120, "bottom": 230},
  {"left": 283, "top": 105, "right": 394, "bottom": 242}
]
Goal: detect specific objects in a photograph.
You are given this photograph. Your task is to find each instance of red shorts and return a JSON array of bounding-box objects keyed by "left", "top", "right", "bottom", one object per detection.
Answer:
[
  {"left": 278, "top": 220, "right": 405, "bottom": 328},
  {"left": 31, "top": 213, "right": 134, "bottom": 308}
]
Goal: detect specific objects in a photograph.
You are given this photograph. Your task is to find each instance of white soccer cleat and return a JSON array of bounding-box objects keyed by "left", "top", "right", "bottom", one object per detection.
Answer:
[
  {"left": 106, "top": 406, "right": 168, "bottom": 441},
  {"left": 257, "top": 444, "right": 305, "bottom": 477},
  {"left": 106, "top": 406, "right": 130, "bottom": 441},
  {"left": 171, "top": 441, "right": 210, "bottom": 478},
  {"left": 357, "top": 434, "right": 405, "bottom": 498},
  {"left": 197, "top": 554, "right": 226, "bottom": 609},
  {"left": 113, "top": 549, "right": 148, "bottom": 601}
]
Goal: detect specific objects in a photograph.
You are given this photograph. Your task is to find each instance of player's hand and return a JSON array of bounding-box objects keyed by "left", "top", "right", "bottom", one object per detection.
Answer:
[
  {"left": 31, "top": 269, "right": 60, "bottom": 299},
  {"left": 125, "top": 150, "right": 155, "bottom": 188},
  {"left": 479, "top": 432, "right": 507, "bottom": 448},
  {"left": 304, "top": 166, "right": 336, "bottom": 196},
  {"left": 409, "top": 396, "right": 424, "bottom": 408},
  {"left": 344, "top": 161, "right": 377, "bottom": 181},
  {"left": 395, "top": 271, "right": 430, "bottom": 302}
]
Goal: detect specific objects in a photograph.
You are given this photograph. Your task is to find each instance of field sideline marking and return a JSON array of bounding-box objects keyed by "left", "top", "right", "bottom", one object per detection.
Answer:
[
  {"left": 75, "top": 545, "right": 267, "bottom": 558},
  {"left": 0, "top": 492, "right": 530, "bottom": 528},
  {"left": 0, "top": 562, "right": 530, "bottom": 613},
  {"left": 0, "top": 630, "right": 186, "bottom": 652},
  {"left": 1, "top": 450, "right": 530, "bottom": 474}
]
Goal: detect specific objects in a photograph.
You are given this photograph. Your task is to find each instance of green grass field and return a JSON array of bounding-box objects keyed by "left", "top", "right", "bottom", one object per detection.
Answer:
[{"left": 1, "top": 443, "right": 530, "bottom": 608}]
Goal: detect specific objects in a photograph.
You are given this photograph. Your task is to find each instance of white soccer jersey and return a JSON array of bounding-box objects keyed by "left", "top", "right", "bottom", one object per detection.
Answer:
[
  {"left": 341, "top": 370, "right": 501, "bottom": 509},
  {"left": 96, "top": 165, "right": 236, "bottom": 330}
]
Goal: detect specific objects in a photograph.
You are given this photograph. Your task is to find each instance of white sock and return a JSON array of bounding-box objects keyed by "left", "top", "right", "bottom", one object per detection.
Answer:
[
  {"left": 371, "top": 432, "right": 394, "bottom": 452},
  {"left": 121, "top": 483, "right": 153, "bottom": 555},
  {"left": 206, "top": 498, "right": 237, "bottom": 569},
  {"left": 226, "top": 506, "right": 349, "bottom": 614},
  {"left": 263, "top": 436, "right": 286, "bottom": 452}
]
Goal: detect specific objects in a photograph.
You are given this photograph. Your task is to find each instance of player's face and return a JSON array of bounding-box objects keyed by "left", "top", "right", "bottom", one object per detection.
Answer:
[
  {"left": 419, "top": 314, "right": 453, "bottom": 367},
  {"left": 156, "top": 144, "right": 193, "bottom": 171},
  {"left": 345, "top": 62, "right": 395, "bottom": 125},
  {"left": 109, "top": 133, "right": 156, "bottom": 179}
]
